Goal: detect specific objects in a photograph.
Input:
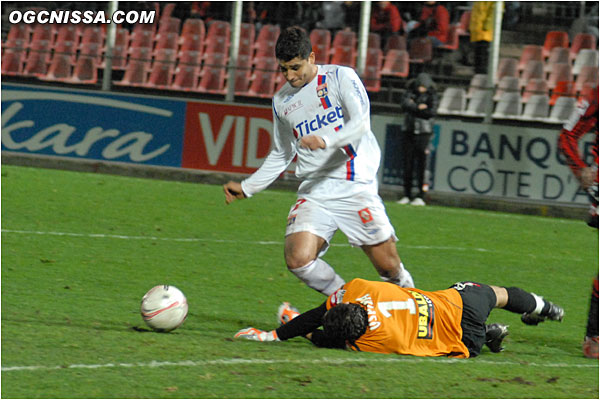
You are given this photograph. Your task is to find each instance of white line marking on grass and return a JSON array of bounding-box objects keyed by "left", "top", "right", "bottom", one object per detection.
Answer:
[
  {"left": 1, "top": 229, "right": 583, "bottom": 261},
  {"left": 2, "top": 357, "right": 597, "bottom": 372}
]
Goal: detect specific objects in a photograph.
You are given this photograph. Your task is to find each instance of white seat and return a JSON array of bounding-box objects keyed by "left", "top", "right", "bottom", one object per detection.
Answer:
[
  {"left": 493, "top": 92, "right": 522, "bottom": 119},
  {"left": 547, "top": 96, "right": 577, "bottom": 123},
  {"left": 438, "top": 87, "right": 467, "bottom": 114},
  {"left": 572, "top": 49, "right": 599, "bottom": 76},
  {"left": 464, "top": 89, "right": 489, "bottom": 117},
  {"left": 521, "top": 94, "right": 550, "bottom": 120}
]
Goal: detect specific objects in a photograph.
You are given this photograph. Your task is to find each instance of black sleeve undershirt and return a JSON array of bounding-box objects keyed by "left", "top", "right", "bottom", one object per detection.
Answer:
[{"left": 275, "top": 302, "right": 347, "bottom": 349}]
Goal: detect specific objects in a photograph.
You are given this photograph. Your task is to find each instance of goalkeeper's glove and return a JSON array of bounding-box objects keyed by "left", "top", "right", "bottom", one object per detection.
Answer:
[{"left": 234, "top": 327, "right": 279, "bottom": 342}]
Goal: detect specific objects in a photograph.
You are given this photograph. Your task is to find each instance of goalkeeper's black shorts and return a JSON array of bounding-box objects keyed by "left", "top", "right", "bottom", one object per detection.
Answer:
[{"left": 450, "top": 282, "right": 497, "bottom": 358}]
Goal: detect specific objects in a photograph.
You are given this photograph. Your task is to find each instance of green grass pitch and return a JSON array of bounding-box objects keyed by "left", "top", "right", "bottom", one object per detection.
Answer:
[{"left": 1, "top": 164, "right": 598, "bottom": 398}]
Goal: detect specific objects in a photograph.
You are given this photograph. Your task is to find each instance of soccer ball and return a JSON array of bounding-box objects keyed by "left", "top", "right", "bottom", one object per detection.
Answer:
[{"left": 140, "top": 285, "right": 188, "bottom": 332}]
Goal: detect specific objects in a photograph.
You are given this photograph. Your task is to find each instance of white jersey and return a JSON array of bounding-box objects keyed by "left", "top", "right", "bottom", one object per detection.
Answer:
[{"left": 241, "top": 65, "right": 381, "bottom": 197}]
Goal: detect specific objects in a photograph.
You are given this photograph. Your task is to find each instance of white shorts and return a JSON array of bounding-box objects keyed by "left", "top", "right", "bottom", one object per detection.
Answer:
[{"left": 285, "top": 178, "right": 397, "bottom": 256}]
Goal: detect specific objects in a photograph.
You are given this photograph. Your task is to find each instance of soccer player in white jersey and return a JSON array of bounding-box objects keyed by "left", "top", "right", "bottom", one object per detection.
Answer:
[{"left": 223, "top": 26, "right": 414, "bottom": 295}]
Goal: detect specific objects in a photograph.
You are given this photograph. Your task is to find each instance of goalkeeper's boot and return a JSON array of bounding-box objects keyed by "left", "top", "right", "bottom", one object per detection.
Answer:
[
  {"left": 485, "top": 323, "right": 509, "bottom": 353},
  {"left": 583, "top": 336, "right": 599, "bottom": 359},
  {"left": 521, "top": 300, "right": 564, "bottom": 326},
  {"left": 277, "top": 302, "right": 300, "bottom": 325}
]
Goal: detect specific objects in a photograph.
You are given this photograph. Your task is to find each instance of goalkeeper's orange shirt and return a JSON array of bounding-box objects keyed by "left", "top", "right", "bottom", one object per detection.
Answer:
[{"left": 326, "top": 279, "right": 469, "bottom": 358}]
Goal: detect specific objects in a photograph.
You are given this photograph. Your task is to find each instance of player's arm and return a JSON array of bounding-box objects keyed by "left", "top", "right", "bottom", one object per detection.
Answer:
[
  {"left": 308, "top": 67, "right": 371, "bottom": 150},
  {"left": 224, "top": 103, "right": 296, "bottom": 203}
]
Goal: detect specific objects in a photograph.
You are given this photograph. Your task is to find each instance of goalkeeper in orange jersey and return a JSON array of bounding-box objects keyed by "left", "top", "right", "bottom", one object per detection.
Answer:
[{"left": 235, "top": 278, "right": 564, "bottom": 358}]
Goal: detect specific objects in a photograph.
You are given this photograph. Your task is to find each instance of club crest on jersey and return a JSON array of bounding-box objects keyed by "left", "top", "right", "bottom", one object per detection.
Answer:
[
  {"left": 358, "top": 208, "right": 373, "bottom": 224},
  {"left": 317, "top": 83, "right": 328, "bottom": 98}
]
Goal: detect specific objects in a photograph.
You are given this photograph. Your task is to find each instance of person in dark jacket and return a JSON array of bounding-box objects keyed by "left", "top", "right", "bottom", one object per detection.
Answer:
[{"left": 397, "top": 73, "right": 438, "bottom": 206}]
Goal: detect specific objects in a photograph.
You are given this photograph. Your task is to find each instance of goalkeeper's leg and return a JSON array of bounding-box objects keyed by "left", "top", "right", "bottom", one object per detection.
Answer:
[{"left": 491, "top": 285, "right": 564, "bottom": 324}]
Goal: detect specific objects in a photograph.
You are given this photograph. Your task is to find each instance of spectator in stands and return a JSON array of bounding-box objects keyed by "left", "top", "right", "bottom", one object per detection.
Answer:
[
  {"left": 397, "top": 73, "right": 438, "bottom": 206},
  {"left": 370, "top": 1, "right": 404, "bottom": 44},
  {"left": 408, "top": 1, "right": 449, "bottom": 48},
  {"left": 343, "top": 1, "right": 362, "bottom": 32},
  {"left": 315, "top": 2, "right": 346, "bottom": 32},
  {"left": 469, "top": 1, "right": 495, "bottom": 74}
]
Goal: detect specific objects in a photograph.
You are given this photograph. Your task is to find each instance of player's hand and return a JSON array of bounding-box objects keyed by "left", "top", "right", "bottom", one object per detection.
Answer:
[
  {"left": 234, "top": 327, "right": 279, "bottom": 342},
  {"left": 418, "top": 103, "right": 428, "bottom": 110},
  {"left": 299, "top": 135, "right": 326, "bottom": 150},
  {"left": 223, "top": 181, "right": 246, "bottom": 204},
  {"left": 580, "top": 167, "right": 597, "bottom": 189}
]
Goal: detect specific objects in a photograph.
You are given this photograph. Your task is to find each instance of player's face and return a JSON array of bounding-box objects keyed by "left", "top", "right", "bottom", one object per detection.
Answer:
[{"left": 278, "top": 53, "right": 317, "bottom": 88}]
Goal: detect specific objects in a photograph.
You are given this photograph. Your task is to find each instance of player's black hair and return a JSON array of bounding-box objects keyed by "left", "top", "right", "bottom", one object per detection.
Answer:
[
  {"left": 275, "top": 26, "right": 312, "bottom": 62},
  {"left": 322, "top": 303, "right": 368, "bottom": 348}
]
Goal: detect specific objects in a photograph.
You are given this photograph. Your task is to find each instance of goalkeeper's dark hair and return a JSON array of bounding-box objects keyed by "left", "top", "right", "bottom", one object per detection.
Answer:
[
  {"left": 322, "top": 303, "right": 368, "bottom": 348},
  {"left": 275, "top": 26, "right": 312, "bottom": 62}
]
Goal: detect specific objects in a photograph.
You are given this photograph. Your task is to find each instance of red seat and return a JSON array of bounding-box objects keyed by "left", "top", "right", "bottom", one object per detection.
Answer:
[
  {"left": 549, "top": 81, "right": 575, "bottom": 106},
  {"left": 102, "top": 45, "right": 128, "bottom": 70},
  {"left": 439, "top": 24, "right": 459, "bottom": 51},
  {"left": 247, "top": 57, "right": 277, "bottom": 98},
  {"left": 574, "top": 66, "right": 599, "bottom": 93},
  {"left": 22, "top": 40, "right": 50, "bottom": 77},
  {"left": 54, "top": 25, "right": 78, "bottom": 44},
  {"left": 40, "top": 53, "right": 72, "bottom": 81},
  {"left": 332, "top": 30, "right": 356, "bottom": 48},
  {"left": 408, "top": 38, "right": 432, "bottom": 63},
  {"left": 547, "top": 63, "right": 572, "bottom": 89},
  {"left": 522, "top": 78, "right": 548, "bottom": 103},
  {"left": 206, "top": 20, "right": 230, "bottom": 40},
  {"left": 151, "top": 48, "right": 176, "bottom": 69},
  {"left": 519, "top": 60, "right": 544, "bottom": 87},
  {"left": 154, "top": 32, "right": 179, "bottom": 52},
  {"left": 80, "top": 26, "right": 104, "bottom": 47},
  {"left": 130, "top": 29, "right": 154, "bottom": 49},
  {"left": 542, "top": 30, "right": 569, "bottom": 58},
  {"left": 310, "top": 29, "right": 331, "bottom": 48},
  {"left": 362, "top": 65, "right": 381, "bottom": 92},
  {"left": 313, "top": 43, "right": 330, "bottom": 64},
  {"left": 456, "top": 10, "right": 471, "bottom": 36},
  {"left": 240, "top": 23, "right": 256, "bottom": 43},
  {"left": 178, "top": 50, "right": 202, "bottom": 68},
  {"left": 384, "top": 34, "right": 407, "bottom": 52},
  {"left": 368, "top": 32, "right": 381, "bottom": 49},
  {"left": 170, "top": 64, "right": 200, "bottom": 91},
  {"left": 115, "top": 47, "right": 152, "bottom": 86},
  {"left": 496, "top": 57, "right": 518, "bottom": 79},
  {"left": 50, "top": 40, "right": 76, "bottom": 64},
  {"left": 114, "top": 27, "right": 130, "bottom": 48},
  {"left": 381, "top": 49, "right": 409, "bottom": 78},
  {"left": 518, "top": 45, "right": 543, "bottom": 71},
  {"left": 256, "top": 24, "right": 280, "bottom": 44},
  {"left": 231, "top": 54, "right": 253, "bottom": 95},
  {"left": 181, "top": 18, "right": 206, "bottom": 40},
  {"left": 31, "top": 24, "right": 53, "bottom": 43},
  {"left": 366, "top": 48, "right": 383, "bottom": 68},
  {"left": 1, "top": 39, "right": 26, "bottom": 76},
  {"left": 330, "top": 46, "right": 356, "bottom": 68},
  {"left": 204, "top": 36, "right": 229, "bottom": 57},
  {"left": 179, "top": 34, "right": 203, "bottom": 53},
  {"left": 198, "top": 52, "right": 227, "bottom": 93},
  {"left": 7, "top": 23, "right": 30, "bottom": 41},
  {"left": 157, "top": 17, "right": 181, "bottom": 35},
  {"left": 544, "top": 47, "right": 570, "bottom": 73},
  {"left": 254, "top": 40, "right": 276, "bottom": 59},
  {"left": 570, "top": 33, "right": 597, "bottom": 60},
  {"left": 67, "top": 43, "right": 100, "bottom": 84},
  {"left": 144, "top": 61, "right": 174, "bottom": 88}
]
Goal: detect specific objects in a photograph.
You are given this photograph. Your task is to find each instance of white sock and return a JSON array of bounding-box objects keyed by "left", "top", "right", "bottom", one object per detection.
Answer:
[
  {"left": 531, "top": 293, "right": 545, "bottom": 315},
  {"left": 290, "top": 258, "right": 345, "bottom": 296},
  {"left": 381, "top": 262, "right": 415, "bottom": 288}
]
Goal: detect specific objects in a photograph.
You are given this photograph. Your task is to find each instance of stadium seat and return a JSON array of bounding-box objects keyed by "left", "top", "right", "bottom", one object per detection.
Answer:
[
  {"left": 170, "top": 64, "right": 199, "bottom": 91},
  {"left": 456, "top": 10, "right": 471, "bottom": 36},
  {"left": 206, "top": 20, "right": 231, "bottom": 41},
  {"left": 151, "top": 48, "right": 176, "bottom": 70},
  {"left": 40, "top": 53, "right": 72, "bottom": 81},
  {"left": 574, "top": 65, "right": 599, "bottom": 93},
  {"left": 101, "top": 45, "right": 128, "bottom": 70},
  {"left": 180, "top": 18, "right": 206, "bottom": 41},
  {"left": 247, "top": 57, "right": 277, "bottom": 98},
  {"left": 178, "top": 50, "right": 202, "bottom": 68},
  {"left": 518, "top": 45, "right": 543, "bottom": 71},
  {"left": 22, "top": 41, "right": 50, "bottom": 77},
  {"left": 549, "top": 80, "right": 575, "bottom": 106},
  {"left": 522, "top": 78, "right": 549, "bottom": 103},
  {"left": 437, "top": 87, "right": 466, "bottom": 114},
  {"left": 256, "top": 24, "right": 280, "bottom": 44},
  {"left": 368, "top": 32, "right": 381, "bottom": 49},
  {"left": 547, "top": 63, "right": 572, "bottom": 89},
  {"left": 179, "top": 34, "right": 203, "bottom": 53},
  {"left": 366, "top": 48, "right": 383, "bottom": 68},
  {"left": 572, "top": 49, "right": 598, "bottom": 76},
  {"left": 50, "top": 39, "right": 76, "bottom": 64},
  {"left": 313, "top": 42, "right": 330, "bottom": 64},
  {"left": 54, "top": 25, "right": 78, "bottom": 45},
  {"left": 310, "top": 29, "right": 332, "bottom": 49},
  {"left": 466, "top": 74, "right": 488, "bottom": 98},
  {"left": 130, "top": 29, "right": 154, "bottom": 49},
  {"left": 578, "top": 82, "right": 596, "bottom": 102},
  {"left": 332, "top": 30, "right": 356, "bottom": 48},
  {"left": 570, "top": 32, "right": 596, "bottom": 61},
  {"left": 493, "top": 91, "right": 522, "bottom": 119},
  {"left": 80, "top": 26, "right": 104, "bottom": 47},
  {"left": 7, "top": 23, "right": 30, "bottom": 41},
  {"left": 544, "top": 47, "right": 570, "bottom": 74},
  {"left": 496, "top": 57, "right": 518, "bottom": 79},
  {"left": 144, "top": 61, "right": 174, "bottom": 89},
  {"left": 521, "top": 94, "right": 550, "bottom": 120},
  {"left": 384, "top": 34, "right": 407, "bottom": 52},
  {"left": 231, "top": 54, "right": 253, "bottom": 95},
  {"left": 240, "top": 22, "right": 256, "bottom": 46},
  {"left": 30, "top": 24, "right": 53, "bottom": 43},
  {"left": 157, "top": 17, "right": 181, "bottom": 35},
  {"left": 362, "top": 65, "right": 381, "bottom": 92},
  {"left": 154, "top": 32, "right": 179, "bottom": 52},
  {"left": 66, "top": 43, "right": 100, "bottom": 84},
  {"left": 464, "top": 89, "right": 489, "bottom": 116},
  {"left": 542, "top": 30, "right": 569, "bottom": 58},
  {"left": 380, "top": 49, "right": 409, "bottom": 78},
  {"left": 1, "top": 39, "right": 26, "bottom": 76},
  {"left": 115, "top": 47, "right": 152, "bottom": 86},
  {"left": 253, "top": 39, "right": 276, "bottom": 59},
  {"left": 408, "top": 37, "right": 433, "bottom": 64},
  {"left": 158, "top": 2, "right": 176, "bottom": 21},
  {"left": 330, "top": 46, "right": 356, "bottom": 68},
  {"left": 519, "top": 60, "right": 544, "bottom": 87},
  {"left": 113, "top": 27, "right": 130, "bottom": 48},
  {"left": 493, "top": 76, "right": 519, "bottom": 101},
  {"left": 198, "top": 52, "right": 227, "bottom": 94},
  {"left": 439, "top": 24, "right": 459, "bottom": 51},
  {"left": 548, "top": 96, "right": 577, "bottom": 123}
]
